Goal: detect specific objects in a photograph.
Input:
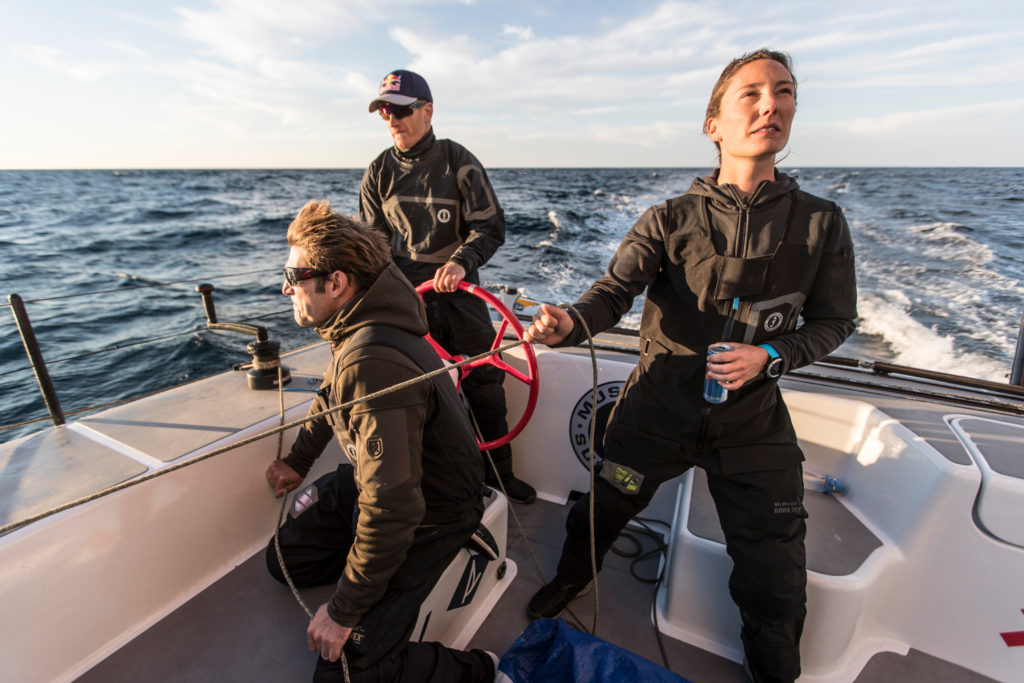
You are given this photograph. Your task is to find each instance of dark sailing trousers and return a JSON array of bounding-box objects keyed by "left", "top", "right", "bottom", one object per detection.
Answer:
[
  {"left": 424, "top": 294, "right": 514, "bottom": 478},
  {"left": 265, "top": 465, "right": 493, "bottom": 683},
  {"left": 555, "top": 452, "right": 807, "bottom": 682}
]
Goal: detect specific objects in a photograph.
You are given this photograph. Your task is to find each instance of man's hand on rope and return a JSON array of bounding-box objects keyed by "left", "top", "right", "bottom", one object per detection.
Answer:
[
  {"left": 308, "top": 603, "right": 352, "bottom": 662},
  {"left": 266, "top": 460, "right": 303, "bottom": 498}
]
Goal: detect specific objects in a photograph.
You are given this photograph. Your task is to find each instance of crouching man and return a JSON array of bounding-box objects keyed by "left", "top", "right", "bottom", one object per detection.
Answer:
[{"left": 265, "top": 199, "right": 496, "bottom": 682}]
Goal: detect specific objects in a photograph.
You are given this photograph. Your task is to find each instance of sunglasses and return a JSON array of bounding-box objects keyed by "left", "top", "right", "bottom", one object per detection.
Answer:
[
  {"left": 379, "top": 101, "right": 427, "bottom": 120},
  {"left": 283, "top": 266, "right": 330, "bottom": 286}
]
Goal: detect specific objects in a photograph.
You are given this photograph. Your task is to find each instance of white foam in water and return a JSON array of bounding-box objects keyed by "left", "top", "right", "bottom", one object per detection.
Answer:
[
  {"left": 857, "top": 293, "right": 1010, "bottom": 382},
  {"left": 909, "top": 221, "right": 995, "bottom": 263},
  {"left": 547, "top": 210, "right": 561, "bottom": 229}
]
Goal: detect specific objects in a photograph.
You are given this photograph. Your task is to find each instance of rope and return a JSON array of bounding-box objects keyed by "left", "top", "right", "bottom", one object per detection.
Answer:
[
  {"left": 0, "top": 307, "right": 604, "bottom": 665},
  {"left": 0, "top": 339, "right": 526, "bottom": 537},
  {"left": 610, "top": 517, "right": 673, "bottom": 670},
  {"left": 268, "top": 364, "right": 351, "bottom": 682},
  {"left": 468, "top": 304, "right": 601, "bottom": 637},
  {"left": 562, "top": 305, "right": 600, "bottom": 636}
]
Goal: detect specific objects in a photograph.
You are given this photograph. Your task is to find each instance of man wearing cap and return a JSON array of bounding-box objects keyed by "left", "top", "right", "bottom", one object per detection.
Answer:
[{"left": 360, "top": 69, "right": 536, "bottom": 504}]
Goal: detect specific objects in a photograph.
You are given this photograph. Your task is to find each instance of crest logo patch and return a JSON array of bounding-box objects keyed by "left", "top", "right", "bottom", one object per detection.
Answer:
[
  {"left": 764, "top": 311, "right": 785, "bottom": 332},
  {"left": 367, "top": 436, "right": 384, "bottom": 458},
  {"left": 437, "top": 208, "right": 452, "bottom": 224}
]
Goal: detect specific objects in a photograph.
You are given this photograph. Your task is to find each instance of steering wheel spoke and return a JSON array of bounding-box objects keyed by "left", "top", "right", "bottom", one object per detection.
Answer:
[{"left": 488, "top": 357, "right": 532, "bottom": 384}]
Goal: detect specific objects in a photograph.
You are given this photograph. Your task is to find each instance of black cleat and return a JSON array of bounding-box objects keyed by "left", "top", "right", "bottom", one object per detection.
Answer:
[{"left": 526, "top": 576, "right": 592, "bottom": 620}]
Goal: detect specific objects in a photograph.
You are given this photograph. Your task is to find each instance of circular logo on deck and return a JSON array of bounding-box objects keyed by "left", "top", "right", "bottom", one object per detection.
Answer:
[
  {"left": 569, "top": 381, "right": 623, "bottom": 469},
  {"left": 437, "top": 208, "right": 452, "bottom": 224},
  {"left": 764, "top": 311, "right": 784, "bottom": 333}
]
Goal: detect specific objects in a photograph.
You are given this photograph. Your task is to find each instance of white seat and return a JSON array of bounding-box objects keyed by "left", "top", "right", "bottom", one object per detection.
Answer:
[{"left": 412, "top": 486, "right": 517, "bottom": 650}]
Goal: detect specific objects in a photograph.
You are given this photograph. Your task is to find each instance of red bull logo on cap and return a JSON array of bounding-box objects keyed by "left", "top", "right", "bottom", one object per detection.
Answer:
[{"left": 380, "top": 73, "right": 401, "bottom": 93}]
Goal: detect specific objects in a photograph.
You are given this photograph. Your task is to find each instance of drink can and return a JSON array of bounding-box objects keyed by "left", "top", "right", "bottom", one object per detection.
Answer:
[{"left": 703, "top": 343, "right": 733, "bottom": 404}]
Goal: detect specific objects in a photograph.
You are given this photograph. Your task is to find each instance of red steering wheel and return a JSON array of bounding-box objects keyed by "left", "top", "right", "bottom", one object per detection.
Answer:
[{"left": 415, "top": 281, "right": 540, "bottom": 451}]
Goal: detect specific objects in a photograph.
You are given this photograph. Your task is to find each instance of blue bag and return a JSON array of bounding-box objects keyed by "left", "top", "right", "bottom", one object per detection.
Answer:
[{"left": 496, "top": 618, "right": 692, "bottom": 682}]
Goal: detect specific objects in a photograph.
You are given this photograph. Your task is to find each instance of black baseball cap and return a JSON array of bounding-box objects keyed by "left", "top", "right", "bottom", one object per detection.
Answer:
[{"left": 368, "top": 70, "right": 433, "bottom": 112}]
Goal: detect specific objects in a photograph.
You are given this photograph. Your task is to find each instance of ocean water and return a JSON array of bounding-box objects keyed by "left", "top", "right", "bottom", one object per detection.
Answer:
[{"left": 2, "top": 167, "right": 1022, "bottom": 444}]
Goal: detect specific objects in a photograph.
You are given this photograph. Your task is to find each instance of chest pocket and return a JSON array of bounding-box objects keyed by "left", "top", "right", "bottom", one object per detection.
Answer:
[{"left": 713, "top": 254, "right": 772, "bottom": 300}]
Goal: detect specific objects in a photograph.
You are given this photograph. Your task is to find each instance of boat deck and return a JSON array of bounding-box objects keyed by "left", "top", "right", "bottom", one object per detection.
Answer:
[
  {"left": 3, "top": 334, "right": 1021, "bottom": 682},
  {"left": 76, "top": 495, "right": 751, "bottom": 683},
  {"left": 76, "top": 483, "right": 998, "bottom": 682}
]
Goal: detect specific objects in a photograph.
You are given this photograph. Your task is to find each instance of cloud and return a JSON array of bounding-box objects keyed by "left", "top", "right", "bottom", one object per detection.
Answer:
[
  {"left": 842, "top": 98, "right": 1024, "bottom": 134},
  {"left": 174, "top": 0, "right": 373, "bottom": 65},
  {"left": 12, "top": 44, "right": 121, "bottom": 82},
  {"left": 153, "top": 58, "right": 324, "bottom": 128},
  {"left": 100, "top": 41, "right": 148, "bottom": 59},
  {"left": 7, "top": 0, "right": 1024, "bottom": 167},
  {"left": 503, "top": 25, "right": 534, "bottom": 41},
  {"left": 385, "top": 4, "right": 738, "bottom": 120}
]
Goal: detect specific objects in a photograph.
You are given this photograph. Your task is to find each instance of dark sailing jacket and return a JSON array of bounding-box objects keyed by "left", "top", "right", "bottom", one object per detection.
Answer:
[
  {"left": 359, "top": 130, "right": 505, "bottom": 354},
  {"left": 283, "top": 262, "right": 483, "bottom": 626},
  {"left": 561, "top": 172, "right": 858, "bottom": 474},
  {"left": 359, "top": 130, "right": 505, "bottom": 288}
]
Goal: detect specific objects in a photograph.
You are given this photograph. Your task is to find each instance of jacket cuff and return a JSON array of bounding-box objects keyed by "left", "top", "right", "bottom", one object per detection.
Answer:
[
  {"left": 327, "top": 590, "right": 364, "bottom": 628},
  {"left": 282, "top": 451, "right": 314, "bottom": 478},
  {"left": 449, "top": 253, "right": 474, "bottom": 274}
]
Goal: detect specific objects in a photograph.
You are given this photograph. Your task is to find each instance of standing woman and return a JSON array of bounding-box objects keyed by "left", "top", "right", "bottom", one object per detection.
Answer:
[{"left": 524, "top": 49, "right": 857, "bottom": 682}]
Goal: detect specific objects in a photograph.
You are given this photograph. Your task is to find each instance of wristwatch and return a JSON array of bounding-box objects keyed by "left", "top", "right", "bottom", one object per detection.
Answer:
[{"left": 759, "top": 344, "right": 783, "bottom": 379}]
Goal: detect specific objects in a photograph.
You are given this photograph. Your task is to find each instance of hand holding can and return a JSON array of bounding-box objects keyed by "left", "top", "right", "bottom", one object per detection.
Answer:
[{"left": 703, "top": 343, "right": 733, "bottom": 404}]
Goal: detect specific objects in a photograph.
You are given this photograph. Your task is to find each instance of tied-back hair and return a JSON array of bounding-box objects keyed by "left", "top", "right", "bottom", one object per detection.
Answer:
[
  {"left": 286, "top": 200, "right": 391, "bottom": 292},
  {"left": 703, "top": 49, "right": 797, "bottom": 157}
]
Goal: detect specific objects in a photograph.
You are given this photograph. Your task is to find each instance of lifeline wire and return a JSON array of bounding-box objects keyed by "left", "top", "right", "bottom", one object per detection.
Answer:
[
  {"left": 1, "top": 308, "right": 292, "bottom": 380},
  {"left": 0, "top": 339, "right": 527, "bottom": 537},
  {"left": 10, "top": 268, "right": 278, "bottom": 305}
]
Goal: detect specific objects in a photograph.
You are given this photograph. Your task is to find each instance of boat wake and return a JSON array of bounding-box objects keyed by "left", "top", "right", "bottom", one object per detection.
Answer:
[{"left": 856, "top": 292, "right": 1009, "bottom": 382}]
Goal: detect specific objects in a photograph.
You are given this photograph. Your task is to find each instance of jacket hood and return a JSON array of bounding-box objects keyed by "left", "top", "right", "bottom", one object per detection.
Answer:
[
  {"left": 315, "top": 261, "right": 429, "bottom": 349},
  {"left": 687, "top": 170, "right": 799, "bottom": 210}
]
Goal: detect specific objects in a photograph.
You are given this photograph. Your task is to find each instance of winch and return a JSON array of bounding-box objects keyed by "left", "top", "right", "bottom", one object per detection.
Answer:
[{"left": 195, "top": 283, "right": 291, "bottom": 390}]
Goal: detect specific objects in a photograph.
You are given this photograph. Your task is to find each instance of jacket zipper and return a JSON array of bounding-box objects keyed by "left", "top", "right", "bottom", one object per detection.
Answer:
[{"left": 734, "top": 180, "right": 768, "bottom": 259}]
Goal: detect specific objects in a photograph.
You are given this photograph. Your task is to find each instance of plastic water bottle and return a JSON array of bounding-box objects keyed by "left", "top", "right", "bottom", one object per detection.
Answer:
[
  {"left": 703, "top": 343, "right": 733, "bottom": 404},
  {"left": 803, "top": 471, "right": 844, "bottom": 493}
]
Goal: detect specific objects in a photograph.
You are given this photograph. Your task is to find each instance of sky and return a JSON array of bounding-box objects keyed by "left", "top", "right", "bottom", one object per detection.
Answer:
[{"left": 1, "top": 0, "right": 1023, "bottom": 169}]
